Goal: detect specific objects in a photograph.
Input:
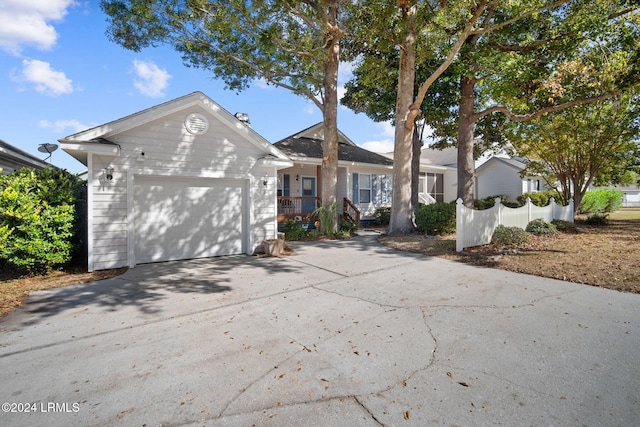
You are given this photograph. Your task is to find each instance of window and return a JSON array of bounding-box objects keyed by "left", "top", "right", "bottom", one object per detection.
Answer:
[
  {"left": 277, "top": 174, "right": 290, "bottom": 196},
  {"left": 359, "top": 174, "right": 371, "bottom": 203},
  {"left": 427, "top": 173, "right": 444, "bottom": 202}
]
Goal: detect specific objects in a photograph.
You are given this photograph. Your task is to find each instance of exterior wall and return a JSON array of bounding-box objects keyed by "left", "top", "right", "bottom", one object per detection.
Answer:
[
  {"left": 88, "top": 106, "right": 273, "bottom": 271},
  {"left": 475, "top": 161, "right": 522, "bottom": 202},
  {"left": 443, "top": 168, "right": 457, "bottom": 202},
  {"left": 347, "top": 166, "right": 393, "bottom": 220}
]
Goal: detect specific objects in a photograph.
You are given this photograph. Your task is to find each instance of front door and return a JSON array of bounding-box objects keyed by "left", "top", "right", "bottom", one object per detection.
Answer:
[{"left": 301, "top": 177, "right": 316, "bottom": 213}]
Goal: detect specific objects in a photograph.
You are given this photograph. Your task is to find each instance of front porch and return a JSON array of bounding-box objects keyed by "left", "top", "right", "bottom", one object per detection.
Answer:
[{"left": 277, "top": 196, "right": 361, "bottom": 225}]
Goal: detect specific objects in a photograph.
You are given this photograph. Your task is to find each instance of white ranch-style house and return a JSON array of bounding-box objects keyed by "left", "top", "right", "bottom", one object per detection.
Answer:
[
  {"left": 61, "top": 92, "right": 546, "bottom": 271},
  {"left": 61, "top": 92, "right": 292, "bottom": 271}
]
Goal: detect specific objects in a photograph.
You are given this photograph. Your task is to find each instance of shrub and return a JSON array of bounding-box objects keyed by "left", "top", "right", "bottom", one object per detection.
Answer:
[
  {"left": 551, "top": 219, "right": 577, "bottom": 233},
  {"left": 474, "top": 195, "right": 519, "bottom": 210},
  {"left": 525, "top": 218, "right": 558, "bottom": 235},
  {"left": 338, "top": 220, "right": 358, "bottom": 237},
  {"left": 415, "top": 202, "right": 456, "bottom": 235},
  {"left": 283, "top": 220, "right": 309, "bottom": 240},
  {"left": 374, "top": 206, "right": 391, "bottom": 226},
  {"left": 585, "top": 213, "right": 609, "bottom": 226},
  {"left": 579, "top": 189, "right": 622, "bottom": 214},
  {"left": 517, "top": 190, "right": 565, "bottom": 207},
  {"left": 0, "top": 168, "right": 82, "bottom": 273},
  {"left": 491, "top": 225, "right": 531, "bottom": 246}
]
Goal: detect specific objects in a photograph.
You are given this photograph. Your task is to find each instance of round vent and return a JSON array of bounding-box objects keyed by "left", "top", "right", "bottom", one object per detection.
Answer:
[{"left": 185, "top": 113, "right": 209, "bottom": 135}]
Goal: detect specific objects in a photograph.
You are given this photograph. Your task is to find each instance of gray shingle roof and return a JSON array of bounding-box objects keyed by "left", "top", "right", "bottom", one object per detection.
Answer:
[{"left": 274, "top": 137, "right": 394, "bottom": 166}]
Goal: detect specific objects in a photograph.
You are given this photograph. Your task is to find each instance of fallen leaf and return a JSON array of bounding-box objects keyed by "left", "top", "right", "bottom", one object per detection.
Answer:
[
  {"left": 404, "top": 410, "right": 411, "bottom": 420},
  {"left": 458, "top": 381, "right": 469, "bottom": 387}
]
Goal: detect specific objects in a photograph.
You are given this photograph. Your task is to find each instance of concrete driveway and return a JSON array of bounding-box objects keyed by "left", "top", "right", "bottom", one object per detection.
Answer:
[{"left": 1, "top": 234, "right": 639, "bottom": 426}]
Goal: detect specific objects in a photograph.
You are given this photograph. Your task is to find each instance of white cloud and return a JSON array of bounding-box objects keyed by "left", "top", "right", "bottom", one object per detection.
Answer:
[
  {"left": 0, "top": 0, "right": 75, "bottom": 55},
  {"left": 20, "top": 59, "right": 73, "bottom": 96},
  {"left": 133, "top": 59, "right": 171, "bottom": 98},
  {"left": 360, "top": 121, "right": 396, "bottom": 153},
  {"left": 361, "top": 139, "right": 394, "bottom": 154},
  {"left": 39, "top": 119, "right": 89, "bottom": 134}
]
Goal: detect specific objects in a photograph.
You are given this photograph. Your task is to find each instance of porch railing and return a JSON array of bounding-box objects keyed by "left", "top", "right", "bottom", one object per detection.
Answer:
[
  {"left": 277, "top": 196, "right": 321, "bottom": 222},
  {"left": 343, "top": 197, "right": 361, "bottom": 224}
]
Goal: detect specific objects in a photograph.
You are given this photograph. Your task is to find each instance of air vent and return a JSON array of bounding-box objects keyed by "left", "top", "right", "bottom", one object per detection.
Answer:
[{"left": 185, "top": 113, "right": 209, "bottom": 135}]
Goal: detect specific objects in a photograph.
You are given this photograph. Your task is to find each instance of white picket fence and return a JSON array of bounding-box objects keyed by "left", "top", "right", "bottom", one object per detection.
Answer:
[{"left": 456, "top": 197, "right": 574, "bottom": 252}]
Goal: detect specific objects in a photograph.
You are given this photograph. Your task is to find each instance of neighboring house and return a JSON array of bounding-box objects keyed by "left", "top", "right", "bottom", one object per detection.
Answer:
[
  {"left": 0, "top": 138, "right": 49, "bottom": 174},
  {"left": 61, "top": 92, "right": 292, "bottom": 272},
  {"left": 474, "top": 156, "right": 548, "bottom": 202},
  {"left": 417, "top": 146, "right": 458, "bottom": 203},
  {"left": 618, "top": 185, "right": 640, "bottom": 207},
  {"left": 420, "top": 145, "right": 546, "bottom": 203},
  {"left": 273, "top": 123, "right": 394, "bottom": 223}
]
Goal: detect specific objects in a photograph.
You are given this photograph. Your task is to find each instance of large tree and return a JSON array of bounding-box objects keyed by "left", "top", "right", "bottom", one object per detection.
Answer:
[
  {"left": 345, "top": 0, "right": 639, "bottom": 233},
  {"left": 101, "top": 0, "right": 344, "bottom": 231},
  {"left": 509, "top": 92, "right": 640, "bottom": 212}
]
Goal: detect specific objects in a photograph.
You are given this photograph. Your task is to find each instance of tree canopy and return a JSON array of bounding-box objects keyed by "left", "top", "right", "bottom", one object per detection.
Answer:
[
  {"left": 344, "top": 0, "right": 640, "bottom": 226},
  {"left": 509, "top": 91, "right": 640, "bottom": 212},
  {"left": 101, "top": 0, "right": 345, "bottom": 231}
]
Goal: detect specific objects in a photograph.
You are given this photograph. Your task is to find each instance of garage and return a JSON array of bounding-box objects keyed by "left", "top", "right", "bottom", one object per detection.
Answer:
[{"left": 134, "top": 175, "right": 246, "bottom": 264}]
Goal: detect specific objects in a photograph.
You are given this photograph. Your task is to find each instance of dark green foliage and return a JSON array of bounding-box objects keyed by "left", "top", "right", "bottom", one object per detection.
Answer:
[
  {"left": 283, "top": 220, "right": 309, "bottom": 241},
  {"left": 415, "top": 202, "right": 456, "bottom": 235},
  {"left": 337, "top": 220, "right": 358, "bottom": 238},
  {"left": 551, "top": 219, "right": 577, "bottom": 233},
  {"left": 585, "top": 213, "right": 609, "bottom": 226},
  {"left": 374, "top": 206, "right": 391, "bottom": 226},
  {"left": 578, "top": 189, "right": 623, "bottom": 214},
  {"left": 518, "top": 191, "right": 565, "bottom": 207},
  {"left": 525, "top": 218, "right": 558, "bottom": 235},
  {"left": 491, "top": 225, "right": 531, "bottom": 246},
  {"left": 473, "top": 195, "right": 517, "bottom": 210},
  {"left": 0, "top": 168, "right": 83, "bottom": 273}
]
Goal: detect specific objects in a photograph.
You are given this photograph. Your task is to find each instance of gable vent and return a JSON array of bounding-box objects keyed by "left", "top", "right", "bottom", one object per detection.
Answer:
[{"left": 185, "top": 113, "right": 209, "bottom": 135}]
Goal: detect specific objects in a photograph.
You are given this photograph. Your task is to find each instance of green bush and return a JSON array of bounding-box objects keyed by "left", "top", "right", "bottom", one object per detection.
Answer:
[
  {"left": 491, "top": 225, "right": 531, "bottom": 246},
  {"left": 374, "top": 206, "right": 391, "bottom": 226},
  {"left": 473, "top": 195, "right": 519, "bottom": 209},
  {"left": 0, "top": 168, "right": 83, "bottom": 273},
  {"left": 338, "top": 220, "right": 358, "bottom": 237},
  {"left": 525, "top": 218, "right": 558, "bottom": 235},
  {"left": 415, "top": 202, "right": 456, "bottom": 235},
  {"left": 283, "top": 219, "right": 309, "bottom": 240},
  {"left": 585, "top": 213, "right": 609, "bottom": 226},
  {"left": 517, "top": 190, "right": 565, "bottom": 207},
  {"left": 579, "top": 189, "right": 622, "bottom": 214},
  {"left": 551, "top": 219, "right": 577, "bottom": 233}
]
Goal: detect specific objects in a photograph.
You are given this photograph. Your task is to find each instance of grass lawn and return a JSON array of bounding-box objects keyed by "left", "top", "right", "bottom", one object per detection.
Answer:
[
  {"left": 380, "top": 210, "right": 640, "bottom": 294},
  {"left": 2, "top": 210, "right": 638, "bottom": 318}
]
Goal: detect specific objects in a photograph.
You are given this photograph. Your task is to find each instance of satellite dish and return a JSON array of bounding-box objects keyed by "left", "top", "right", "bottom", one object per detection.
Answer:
[
  {"left": 38, "top": 143, "right": 59, "bottom": 162},
  {"left": 38, "top": 143, "right": 58, "bottom": 154}
]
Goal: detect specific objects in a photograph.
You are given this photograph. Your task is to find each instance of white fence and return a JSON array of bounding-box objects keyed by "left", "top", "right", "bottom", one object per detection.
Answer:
[{"left": 456, "top": 197, "right": 574, "bottom": 252}]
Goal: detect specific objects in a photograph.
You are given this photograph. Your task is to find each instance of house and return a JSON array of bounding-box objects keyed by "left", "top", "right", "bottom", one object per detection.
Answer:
[
  {"left": 417, "top": 146, "right": 458, "bottom": 203},
  {"left": 474, "top": 156, "right": 548, "bottom": 202},
  {"left": 60, "top": 92, "right": 292, "bottom": 271},
  {"left": 0, "top": 138, "right": 50, "bottom": 174},
  {"left": 273, "top": 123, "right": 395, "bottom": 223},
  {"left": 420, "top": 145, "right": 546, "bottom": 203}
]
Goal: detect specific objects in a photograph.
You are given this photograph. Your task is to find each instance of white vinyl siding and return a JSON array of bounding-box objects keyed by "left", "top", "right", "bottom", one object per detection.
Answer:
[{"left": 88, "top": 106, "right": 274, "bottom": 270}]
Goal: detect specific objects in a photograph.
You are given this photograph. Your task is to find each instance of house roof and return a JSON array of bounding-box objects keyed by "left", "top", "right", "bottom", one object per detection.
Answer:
[
  {"left": 476, "top": 156, "right": 527, "bottom": 173},
  {"left": 274, "top": 135, "right": 394, "bottom": 167},
  {"left": 290, "top": 122, "right": 358, "bottom": 146},
  {"left": 60, "top": 91, "right": 291, "bottom": 166},
  {"left": 0, "top": 138, "right": 50, "bottom": 174},
  {"left": 420, "top": 146, "right": 458, "bottom": 167}
]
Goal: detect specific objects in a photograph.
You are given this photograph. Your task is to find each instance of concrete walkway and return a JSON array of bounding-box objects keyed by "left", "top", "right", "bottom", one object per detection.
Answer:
[{"left": 1, "top": 235, "right": 639, "bottom": 426}]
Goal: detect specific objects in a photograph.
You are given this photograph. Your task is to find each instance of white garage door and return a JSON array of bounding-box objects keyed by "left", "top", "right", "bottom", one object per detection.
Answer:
[{"left": 134, "top": 176, "right": 245, "bottom": 264}]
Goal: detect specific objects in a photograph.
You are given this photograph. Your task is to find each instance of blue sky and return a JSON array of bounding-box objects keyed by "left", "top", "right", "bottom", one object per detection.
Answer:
[{"left": 0, "top": 1, "right": 395, "bottom": 174}]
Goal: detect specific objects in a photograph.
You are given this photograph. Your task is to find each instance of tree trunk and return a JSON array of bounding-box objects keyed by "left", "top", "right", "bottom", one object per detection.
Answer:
[
  {"left": 320, "top": 0, "right": 341, "bottom": 233},
  {"left": 457, "top": 74, "right": 476, "bottom": 208},
  {"left": 389, "top": 2, "right": 417, "bottom": 235},
  {"left": 411, "top": 123, "right": 422, "bottom": 215}
]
